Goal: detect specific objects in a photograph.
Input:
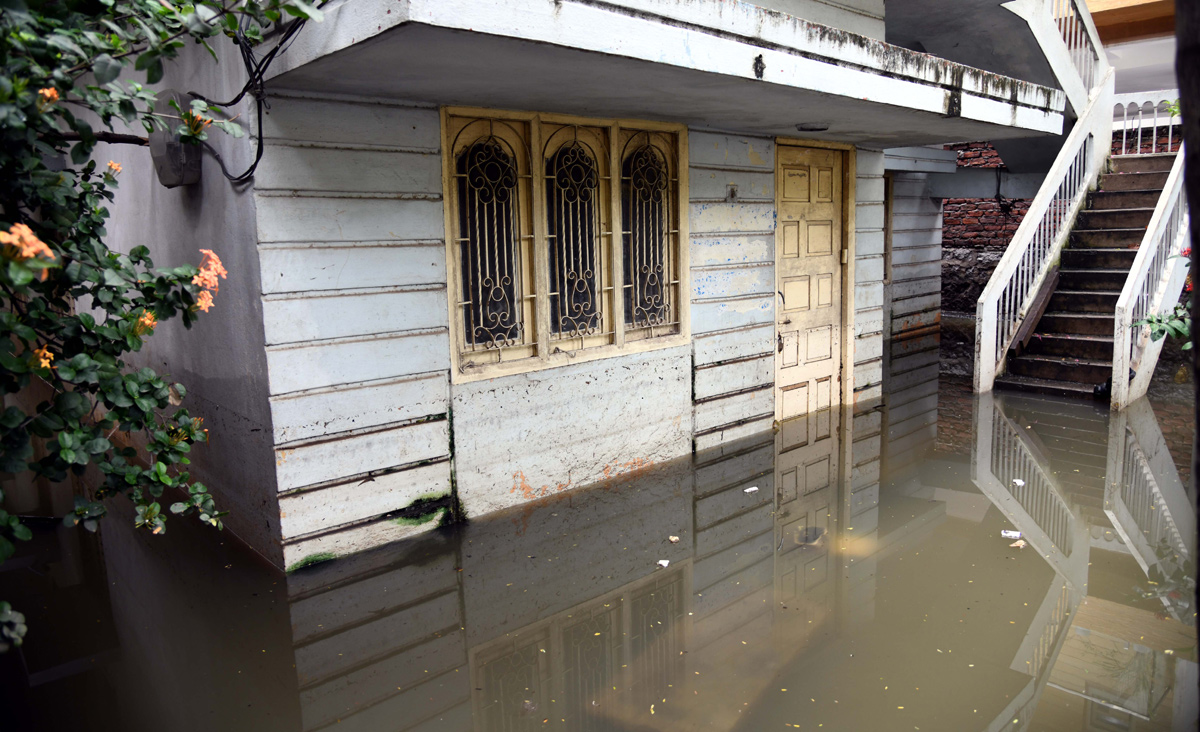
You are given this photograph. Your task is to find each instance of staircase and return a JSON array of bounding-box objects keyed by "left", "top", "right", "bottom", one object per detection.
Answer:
[
  {"left": 994, "top": 153, "right": 1177, "bottom": 399},
  {"left": 1000, "top": 393, "right": 1112, "bottom": 527}
]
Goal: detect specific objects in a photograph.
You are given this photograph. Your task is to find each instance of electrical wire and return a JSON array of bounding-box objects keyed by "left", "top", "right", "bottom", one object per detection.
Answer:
[{"left": 187, "top": 16, "right": 310, "bottom": 184}]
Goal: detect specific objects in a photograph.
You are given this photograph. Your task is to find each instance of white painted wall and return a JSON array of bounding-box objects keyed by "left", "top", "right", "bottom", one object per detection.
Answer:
[
  {"left": 881, "top": 172, "right": 942, "bottom": 477},
  {"left": 253, "top": 93, "right": 453, "bottom": 568},
  {"left": 451, "top": 348, "right": 693, "bottom": 517},
  {"left": 689, "top": 131, "right": 777, "bottom": 451}
]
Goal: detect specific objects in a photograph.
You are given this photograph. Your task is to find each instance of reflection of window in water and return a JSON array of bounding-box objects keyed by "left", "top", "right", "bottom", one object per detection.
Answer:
[{"left": 473, "top": 568, "right": 685, "bottom": 730}]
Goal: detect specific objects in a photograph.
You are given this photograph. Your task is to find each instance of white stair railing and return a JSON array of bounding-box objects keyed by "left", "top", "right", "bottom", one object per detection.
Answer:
[
  {"left": 1111, "top": 148, "right": 1188, "bottom": 408},
  {"left": 974, "top": 70, "right": 1114, "bottom": 392},
  {"left": 1113, "top": 89, "right": 1181, "bottom": 156},
  {"left": 977, "top": 0, "right": 1112, "bottom": 392}
]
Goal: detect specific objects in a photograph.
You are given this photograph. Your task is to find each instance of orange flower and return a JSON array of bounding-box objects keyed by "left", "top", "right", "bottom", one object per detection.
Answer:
[
  {"left": 133, "top": 310, "right": 157, "bottom": 335},
  {"left": 192, "top": 248, "right": 227, "bottom": 292},
  {"left": 37, "top": 88, "right": 59, "bottom": 110},
  {"left": 107, "top": 160, "right": 122, "bottom": 175},
  {"left": 195, "top": 289, "right": 214, "bottom": 312},
  {"left": 199, "top": 249, "right": 227, "bottom": 279},
  {"left": 182, "top": 110, "right": 213, "bottom": 136},
  {"left": 32, "top": 345, "right": 53, "bottom": 369},
  {"left": 0, "top": 223, "right": 55, "bottom": 262}
]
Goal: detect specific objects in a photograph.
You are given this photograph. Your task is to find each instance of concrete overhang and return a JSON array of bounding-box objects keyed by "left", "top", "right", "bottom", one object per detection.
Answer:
[{"left": 266, "top": 0, "right": 1066, "bottom": 147}]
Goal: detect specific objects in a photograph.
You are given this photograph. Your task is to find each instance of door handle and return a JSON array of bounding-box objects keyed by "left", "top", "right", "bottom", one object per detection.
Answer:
[{"left": 777, "top": 333, "right": 784, "bottom": 354}]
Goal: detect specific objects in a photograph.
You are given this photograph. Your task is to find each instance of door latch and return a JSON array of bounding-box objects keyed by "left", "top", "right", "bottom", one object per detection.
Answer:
[{"left": 777, "top": 333, "right": 784, "bottom": 354}]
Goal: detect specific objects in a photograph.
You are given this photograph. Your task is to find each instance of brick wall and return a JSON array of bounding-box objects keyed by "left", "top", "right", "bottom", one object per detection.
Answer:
[
  {"left": 1111, "top": 125, "right": 1183, "bottom": 156},
  {"left": 939, "top": 142, "right": 1029, "bottom": 374},
  {"left": 941, "top": 197, "right": 1031, "bottom": 313},
  {"left": 943, "top": 141, "right": 1005, "bottom": 168}
]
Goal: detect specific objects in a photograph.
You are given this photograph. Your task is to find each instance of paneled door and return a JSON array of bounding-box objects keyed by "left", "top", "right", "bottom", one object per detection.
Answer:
[
  {"left": 774, "top": 144, "right": 844, "bottom": 422},
  {"left": 773, "top": 144, "right": 844, "bottom": 606}
]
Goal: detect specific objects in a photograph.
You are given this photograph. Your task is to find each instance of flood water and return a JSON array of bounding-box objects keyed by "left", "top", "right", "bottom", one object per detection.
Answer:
[{"left": 2, "top": 374, "right": 1196, "bottom": 731}]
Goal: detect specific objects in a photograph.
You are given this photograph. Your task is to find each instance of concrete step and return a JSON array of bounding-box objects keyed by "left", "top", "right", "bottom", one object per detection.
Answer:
[
  {"left": 1060, "top": 268, "right": 1132, "bottom": 291},
  {"left": 994, "top": 374, "right": 1098, "bottom": 399},
  {"left": 1061, "top": 248, "right": 1138, "bottom": 269},
  {"left": 1099, "top": 171, "right": 1169, "bottom": 191},
  {"left": 1112, "top": 153, "right": 1177, "bottom": 173},
  {"left": 1038, "top": 433, "right": 1108, "bottom": 459},
  {"left": 1047, "top": 289, "right": 1119, "bottom": 313},
  {"left": 1023, "top": 332, "right": 1113, "bottom": 360},
  {"left": 1077, "top": 207, "right": 1154, "bottom": 229},
  {"left": 1069, "top": 228, "right": 1144, "bottom": 248},
  {"left": 1039, "top": 311, "right": 1115, "bottom": 336},
  {"left": 1006, "top": 354, "right": 1111, "bottom": 384},
  {"left": 1089, "top": 189, "right": 1163, "bottom": 210}
]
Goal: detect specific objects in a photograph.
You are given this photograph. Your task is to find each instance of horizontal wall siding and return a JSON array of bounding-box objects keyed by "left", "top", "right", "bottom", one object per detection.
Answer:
[
  {"left": 287, "top": 546, "right": 468, "bottom": 731},
  {"left": 883, "top": 171, "right": 942, "bottom": 478},
  {"left": 257, "top": 93, "right": 451, "bottom": 560},
  {"left": 848, "top": 148, "right": 888, "bottom": 557},
  {"left": 689, "top": 131, "right": 776, "bottom": 449}
]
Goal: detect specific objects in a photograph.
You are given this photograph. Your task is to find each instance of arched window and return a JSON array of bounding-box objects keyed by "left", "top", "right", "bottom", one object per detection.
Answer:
[
  {"left": 546, "top": 140, "right": 602, "bottom": 337},
  {"left": 456, "top": 137, "right": 523, "bottom": 348},
  {"left": 622, "top": 143, "right": 671, "bottom": 331},
  {"left": 445, "top": 111, "right": 684, "bottom": 381}
]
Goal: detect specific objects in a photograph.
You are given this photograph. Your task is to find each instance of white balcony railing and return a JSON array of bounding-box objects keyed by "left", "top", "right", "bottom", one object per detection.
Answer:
[
  {"left": 1113, "top": 90, "right": 1182, "bottom": 156},
  {"left": 976, "top": 0, "right": 1112, "bottom": 393},
  {"left": 1111, "top": 148, "right": 1188, "bottom": 408}
]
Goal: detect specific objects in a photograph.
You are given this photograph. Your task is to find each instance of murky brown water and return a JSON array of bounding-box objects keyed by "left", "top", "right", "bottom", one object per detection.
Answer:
[{"left": 2, "top": 376, "right": 1196, "bottom": 731}]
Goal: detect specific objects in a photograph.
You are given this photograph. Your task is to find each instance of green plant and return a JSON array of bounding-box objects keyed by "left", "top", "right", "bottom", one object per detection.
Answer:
[
  {"left": 285, "top": 552, "right": 336, "bottom": 573},
  {"left": 0, "top": 0, "right": 322, "bottom": 650},
  {"left": 1135, "top": 249, "right": 1192, "bottom": 350}
]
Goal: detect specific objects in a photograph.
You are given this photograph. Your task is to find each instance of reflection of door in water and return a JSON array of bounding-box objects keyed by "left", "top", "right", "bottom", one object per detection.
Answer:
[
  {"left": 775, "top": 145, "right": 843, "bottom": 422},
  {"left": 773, "top": 144, "right": 843, "bottom": 634}
]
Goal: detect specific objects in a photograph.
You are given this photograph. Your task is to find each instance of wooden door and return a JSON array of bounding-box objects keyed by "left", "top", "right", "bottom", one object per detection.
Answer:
[
  {"left": 775, "top": 144, "right": 844, "bottom": 423},
  {"left": 773, "top": 145, "right": 844, "bottom": 613}
]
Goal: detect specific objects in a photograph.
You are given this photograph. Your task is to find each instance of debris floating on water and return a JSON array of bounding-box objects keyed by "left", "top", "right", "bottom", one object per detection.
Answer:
[
  {"left": 1001, "top": 530, "right": 1022, "bottom": 539},
  {"left": 657, "top": 559, "right": 670, "bottom": 568},
  {"left": 1012, "top": 478, "right": 1025, "bottom": 487},
  {"left": 1009, "top": 539, "right": 1027, "bottom": 549},
  {"left": 668, "top": 535, "right": 680, "bottom": 544},
  {"left": 744, "top": 486, "right": 759, "bottom": 494}
]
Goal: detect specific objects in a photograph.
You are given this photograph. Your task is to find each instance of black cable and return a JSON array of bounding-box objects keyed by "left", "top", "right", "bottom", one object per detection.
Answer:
[{"left": 185, "top": 17, "right": 309, "bottom": 183}]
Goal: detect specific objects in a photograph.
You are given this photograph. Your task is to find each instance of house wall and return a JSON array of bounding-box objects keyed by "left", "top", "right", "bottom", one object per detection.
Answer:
[
  {"left": 98, "top": 43, "right": 282, "bottom": 565},
  {"left": 690, "top": 132, "right": 777, "bottom": 451},
  {"left": 882, "top": 172, "right": 942, "bottom": 477},
  {"left": 252, "top": 93, "right": 454, "bottom": 569},
  {"left": 847, "top": 148, "right": 887, "bottom": 564},
  {"left": 250, "top": 99, "right": 888, "bottom": 565}
]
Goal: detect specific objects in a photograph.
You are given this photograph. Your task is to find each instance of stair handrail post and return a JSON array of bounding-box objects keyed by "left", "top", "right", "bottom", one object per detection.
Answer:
[
  {"left": 1111, "top": 146, "right": 1189, "bottom": 409},
  {"left": 1113, "top": 89, "right": 1182, "bottom": 156},
  {"left": 973, "top": 68, "right": 1115, "bottom": 393}
]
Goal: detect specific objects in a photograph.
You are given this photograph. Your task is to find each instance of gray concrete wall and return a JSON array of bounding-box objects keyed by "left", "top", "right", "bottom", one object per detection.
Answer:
[
  {"left": 251, "top": 93, "right": 453, "bottom": 569},
  {"left": 98, "top": 42, "right": 281, "bottom": 564}
]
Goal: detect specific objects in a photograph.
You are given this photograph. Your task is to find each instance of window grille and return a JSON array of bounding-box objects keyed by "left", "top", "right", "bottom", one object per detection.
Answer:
[
  {"left": 544, "top": 127, "right": 609, "bottom": 343},
  {"left": 446, "top": 111, "right": 685, "bottom": 380},
  {"left": 621, "top": 136, "right": 676, "bottom": 339}
]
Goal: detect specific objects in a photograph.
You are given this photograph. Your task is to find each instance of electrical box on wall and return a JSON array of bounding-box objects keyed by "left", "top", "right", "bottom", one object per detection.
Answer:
[{"left": 148, "top": 89, "right": 200, "bottom": 188}]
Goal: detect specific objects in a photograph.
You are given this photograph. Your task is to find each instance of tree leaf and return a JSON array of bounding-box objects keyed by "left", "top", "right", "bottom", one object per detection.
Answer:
[{"left": 93, "top": 54, "right": 122, "bottom": 85}]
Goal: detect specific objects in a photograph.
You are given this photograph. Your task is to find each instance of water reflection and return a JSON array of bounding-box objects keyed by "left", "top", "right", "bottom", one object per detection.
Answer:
[
  {"left": 2, "top": 380, "right": 1196, "bottom": 731},
  {"left": 976, "top": 391, "right": 1196, "bottom": 727}
]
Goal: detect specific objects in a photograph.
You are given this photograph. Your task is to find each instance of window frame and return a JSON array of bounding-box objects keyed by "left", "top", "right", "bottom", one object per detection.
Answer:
[{"left": 441, "top": 107, "right": 690, "bottom": 384}]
